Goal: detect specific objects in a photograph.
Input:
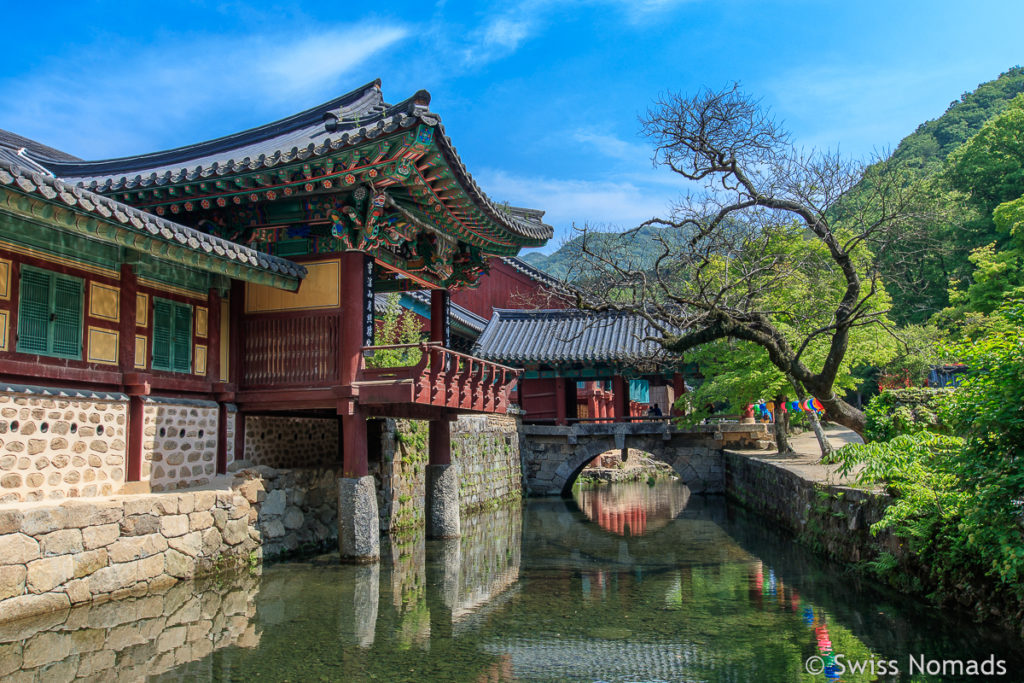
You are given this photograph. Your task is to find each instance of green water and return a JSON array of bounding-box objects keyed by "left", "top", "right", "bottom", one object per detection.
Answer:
[{"left": 6, "top": 482, "right": 1024, "bottom": 682}]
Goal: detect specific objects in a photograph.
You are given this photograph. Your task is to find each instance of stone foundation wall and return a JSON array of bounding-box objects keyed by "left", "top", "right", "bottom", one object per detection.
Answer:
[
  {"left": 0, "top": 388, "right": 127, "bottom": 504},
  {"left": 0, "top": 574, "right": 259, "bottom": 682},
  {"left": 452, "top": 414, "right": 521, "bottom": 511},
  {"left": 373, "top": 415, "right": 524, "bottom": 534},
  {"left": 373, "top": 419, "right": 427, "bottom": 534},
  {"left": 142, "top": 399, "right": 219, "bottom": 492},
  {"left": 0, "top": 461, "right": 341, "bottom": 626},
  {"left": 231, "top": 466, "right": 339, "bottom": 559},
  {"left": 242, "top": 416, "right": 339, "bottom": 469}
]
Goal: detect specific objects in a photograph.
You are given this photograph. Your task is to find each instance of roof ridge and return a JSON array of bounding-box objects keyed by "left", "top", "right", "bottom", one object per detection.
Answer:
[{"left": 24, "top": 80, "right": 385, "bottom": 175}]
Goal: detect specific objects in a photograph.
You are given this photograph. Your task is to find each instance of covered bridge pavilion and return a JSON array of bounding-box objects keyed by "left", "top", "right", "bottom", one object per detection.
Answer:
[{"left": 472, "top": 309, "right": 691, "bottom": 424}]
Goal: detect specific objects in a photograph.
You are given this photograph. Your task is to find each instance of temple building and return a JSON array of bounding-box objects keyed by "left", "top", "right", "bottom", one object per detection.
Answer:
[
  {"left": 0, "top": 80, "right": 552, "bottom": 559},
  {"left": 473, "top": 309, "right": 689, "bottom": 423}
]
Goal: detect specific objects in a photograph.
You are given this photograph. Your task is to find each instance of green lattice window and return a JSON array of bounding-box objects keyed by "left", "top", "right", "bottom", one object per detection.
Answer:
[
  {"left": 152, "top": 298, "right": 193, "bottom": 373},
  {"left": 16, "top": 265, "right": 83, "bottom": 359}
]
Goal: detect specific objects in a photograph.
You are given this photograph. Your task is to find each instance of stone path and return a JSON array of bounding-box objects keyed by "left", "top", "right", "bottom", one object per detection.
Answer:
[{"left": 731, "top": 425, "right": 867, "bottom": 488}]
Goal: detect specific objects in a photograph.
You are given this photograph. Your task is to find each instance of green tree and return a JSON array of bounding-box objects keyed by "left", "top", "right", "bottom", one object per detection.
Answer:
[{"left": 365, "top": 294, "right": 424, "bottom": 368}]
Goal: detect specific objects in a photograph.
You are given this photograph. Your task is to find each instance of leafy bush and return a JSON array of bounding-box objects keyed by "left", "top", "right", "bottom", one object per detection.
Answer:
[
  {"left": 365, "top": 294, "right": 423, "bottom": 368},
  {"left": 827, "top": 302, "right": 1024, "bottom": 601},
  {"left": 863, "top": 387, "right": 951, "bottom": 441}
]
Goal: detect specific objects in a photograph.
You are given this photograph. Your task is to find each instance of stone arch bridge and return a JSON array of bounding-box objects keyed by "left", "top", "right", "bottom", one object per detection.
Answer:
[{"left": 519, "top": 421, "right": 772, "bottom": 496}]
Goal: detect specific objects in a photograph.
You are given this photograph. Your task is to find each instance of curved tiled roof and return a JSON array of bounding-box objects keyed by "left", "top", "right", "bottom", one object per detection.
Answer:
[
  {"left": 0, "top": 158, "right": 306, "bottom": 283},
  {"left": 473, "top": 308, "right": 676, "bottom": 366},
  {"left": 23, "top": 80, "right": 552, "bottom": 245}
]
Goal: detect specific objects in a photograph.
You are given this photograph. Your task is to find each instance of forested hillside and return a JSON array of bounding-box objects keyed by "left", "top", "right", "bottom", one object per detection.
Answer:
[{"left": 524, "top": 67, "right": 1024, "bottom": 324}]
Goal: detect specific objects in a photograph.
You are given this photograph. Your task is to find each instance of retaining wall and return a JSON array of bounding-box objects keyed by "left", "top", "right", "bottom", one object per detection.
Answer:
[
  {"left": 723, "top": 451, "right": 896, "bottom": 564},
  {"left": 0, "top": 573, "right": 259, "bottom": 682},
  {"left": 0, "top": 464, "right": 340, "bottom": 626}
]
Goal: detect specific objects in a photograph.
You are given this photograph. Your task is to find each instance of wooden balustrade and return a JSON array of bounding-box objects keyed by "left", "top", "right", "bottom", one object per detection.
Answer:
[
  {"left": 357, "top": 342, "right": 522, "bottom": 413},
  {"left": 240, "top": 315, "right": 339, "bottom": 388}
]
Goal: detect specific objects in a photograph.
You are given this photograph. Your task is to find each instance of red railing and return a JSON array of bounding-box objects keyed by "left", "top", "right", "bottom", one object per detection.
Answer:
[
  {"left": 241, "top": 315, "right": 339, "bottom": 388},
  {"left": 357, "top": 342, "right": 522, "bottom": 413}
]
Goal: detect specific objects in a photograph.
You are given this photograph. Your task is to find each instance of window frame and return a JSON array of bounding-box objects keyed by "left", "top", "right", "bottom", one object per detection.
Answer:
[
  {"left": 15, "top": 264, "right": 84, "bottom": 360},
  {"left": 151, "top": 296, "right": 193, "bottom": 374}
]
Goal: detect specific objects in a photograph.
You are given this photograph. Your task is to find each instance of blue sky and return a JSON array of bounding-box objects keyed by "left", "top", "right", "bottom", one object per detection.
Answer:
[{"left": 2, "top": 1, "right": 1023, "bottom": 253}]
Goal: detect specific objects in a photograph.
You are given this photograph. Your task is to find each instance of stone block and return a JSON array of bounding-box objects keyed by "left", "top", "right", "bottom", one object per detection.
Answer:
[
  {"left": 20, "top": 507, "right": 68, "bottom": 536},
  {"left": 82, "top": 523, "right": 120, "bottom": 550},
  {"left": 262, "top": 519, "right": 285, "bottom": 538},
  {"left": 160, "top": 515, "right": 190, "bottom": 538},
  {"left": 0, "top": 533, "right": 40, "bottom": 565},
  {"left": 168, "top": 531, "right": 203, "bottom": 558},
  {"left": 88, "top": 560, "right": 138, "bottom": 595},
  {"left": 107, "top": 533, "right": 167, "bottom": 563},
  {"left": 0, "top": 564, "right": 26, "bottom": 601},
  {"left": 26, "top": 555, "right": 73, "bottom": 593},
  {"left": 200, "top": 527, "right": 222, "bottom": 555},
  {"left": 164, "top": 549, "right": 195, "bottom": 579},
  {"left": 120, "top": 513, "right": 160, "bottom": 537},
  {"left": 21, "top": 630, "right": 72, "bottom": 669},
  {"left": 40, "top": 528, "right": 84, "bottom": 556},
  {"left": 222, "top": 518, "right": 248, "bottom": 546},
  {"left": 261, "top": 489, "right": 286, "bottom": 516},
  {"left": 65, "top": 578, "right": 91, "bottom": 604},
  {"left": 0, "top": 510, "right": 24, "bottom": 536},
  {"left": 283, "top": 507, "right": 304, "bottom": 530},
  {"left": 73, "top": 549, "right": 108, "bottom": 579},
  {"left": 189, "top": 511, "right": 214, "bottom": 531},
  {"left": 177, "top": 493, "right": 195, "bottom": 514},
  {"left": 61, "top": 500, "right": 123, "bottom": 528},
  {"left": 193, "top": 490, "right": 217, "bottom": 511},
  {"left": 138, "top": 553, "right": 165, "bottom": 580}
]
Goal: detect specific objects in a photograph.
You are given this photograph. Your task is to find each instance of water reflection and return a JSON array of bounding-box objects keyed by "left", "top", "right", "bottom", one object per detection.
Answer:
[
  {"left": 575, "top": 480, "right": 690, "bottom": 536},
  {"left": 3, "top": 487, "right": 1024, "bottom": 682}
]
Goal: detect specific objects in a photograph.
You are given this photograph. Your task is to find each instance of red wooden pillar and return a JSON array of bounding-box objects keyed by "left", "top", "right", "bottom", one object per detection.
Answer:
[
  {"left": 207, "top": 288, "right": 229, "bottom": 475},
  {"left": 612, "top": 375, "right": 627, "bottom": 422},
  {"left": 118, "top": 265, "right": 145, "bottom": 483},
  {"left": 555, "top": 377, "right": 567, "bottom": 426},
  {"left": 428, "top": 288, "right": 451, "bottom": 463},
  {"left": 429, "top": 414, "right": 451, "bottom": 465},
  {"left": 230, "top": 280, "right": 246, "bottom": 461},
  {"left": 340, "top": 251, "right": 369, "bottom": 479},
  {"left": 586, "top": 382, "right": 599, "bottom": 422},
  {"left": 672, "top": 372, "right": 686, "bottom": 416},
  {"left": 430, "top": 289, "right": 447, "bottom": 344}
]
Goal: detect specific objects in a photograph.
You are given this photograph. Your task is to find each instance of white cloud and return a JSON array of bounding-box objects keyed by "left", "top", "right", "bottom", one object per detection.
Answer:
[
  {"left": 572, "top": 128, "right": 651, "bottom": 163},
  {"left": 477, "top": 168, "right": 686, "bottom": 246},
  {"left": 0, "top": 24, "right": 409, "bottom": 159},
  {"left": 461, "top": 16, "right": 535, "bottom": 66}
]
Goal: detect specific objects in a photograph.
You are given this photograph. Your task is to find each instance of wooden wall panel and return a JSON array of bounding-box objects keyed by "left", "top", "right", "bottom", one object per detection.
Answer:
[{"left": 245, "top": 259, "right": 340, "bottom": 313}]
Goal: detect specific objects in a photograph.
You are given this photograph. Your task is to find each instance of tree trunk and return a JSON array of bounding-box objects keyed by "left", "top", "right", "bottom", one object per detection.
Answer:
[
  {"left": 773, "top": 394, "right": 791, "bottom": 453},
  {"left": 806, "top": 409, "right": 833, "bottom": 459},
  {"left": 812, "top": 392, "right": 866, "bottom": 438}
]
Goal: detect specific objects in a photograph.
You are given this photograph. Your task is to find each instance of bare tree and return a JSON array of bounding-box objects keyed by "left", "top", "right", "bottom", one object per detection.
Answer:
[{"left": 565, "top": 85, "right": 927, "bottom": 438}]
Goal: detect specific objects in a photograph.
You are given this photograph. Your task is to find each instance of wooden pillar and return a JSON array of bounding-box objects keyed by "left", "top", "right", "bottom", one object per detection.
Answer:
[
  {"left": 612, "top": 375, "right": 627, "bottom": 422},
  {"left": 119, "top": 265, "right": 144, "bottom": 482},
  {"left": 672, "top": 372, "right": 686, "bottom": 416},
  {"left": 207, "top": 288, "right": 221, "bottom": 384},
  {"left": 340, "top": 251, "right": 369, "bottom": 479},
  {"left": 555, "top": 377, "right": 567, "bottom": 426},
  {"left": 586, "top": 382, "right": 599, "bottom": 422},
  {"left": 127, "top": 396, "right": 144, "bottom": 482},
  {"left": 430, "top": 289, "right": 447, "bottom": 345},
  {"left": 429, "top": 414, "right": 451, "bottom": 465},
  {"left": 118, "top": 265, "right": 137, "bottom": 374},
  {"left": 230, "top": 280, "right": 246, "bottom": 462}
]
